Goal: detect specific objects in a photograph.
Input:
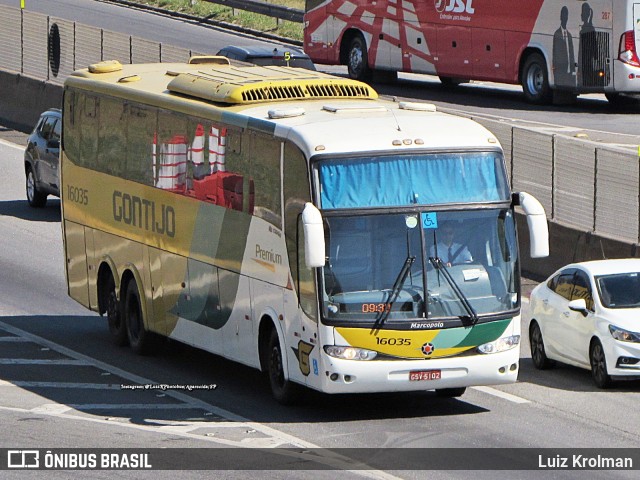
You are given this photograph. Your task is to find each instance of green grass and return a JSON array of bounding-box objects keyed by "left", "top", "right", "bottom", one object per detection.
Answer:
[{"left": 130, "top": 0, "right": 305, "bottom": 41}]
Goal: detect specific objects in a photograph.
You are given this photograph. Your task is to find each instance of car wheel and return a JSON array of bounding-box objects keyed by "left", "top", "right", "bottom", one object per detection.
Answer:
[
  {"left": 435, "top": 387, "right": 466, "bottom": 398},
  {"left": 124, "top": 280, "right": 153, "bottom": 355},
  {"left": 267, "top": 328, "right": 300, "bottom": 404},
  {"left": 529, "top": 321, "right": 555, "bottom": 369},
  {"left": 26, "top": 166, "right": 47, "bottom": 207},
  {"left": 105, "top": 275, "right": 128, "bottom": 347},
  {"left": 347, "top": 34, "right": 371, "bottom": 81},
  {"left": 589, "top": 340, "right": 612, "bottom": 389},
  {"left": 521, "top": 53, "right": 552, "bottom": 104}
]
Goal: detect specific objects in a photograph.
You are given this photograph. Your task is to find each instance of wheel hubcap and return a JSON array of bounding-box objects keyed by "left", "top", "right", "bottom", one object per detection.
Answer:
[
  {"left": 27, "top": 172, "right": 35, "bottom": 201},
  {"left": 270, "top": 346, "right": 284, "bottom": 387},
  {"left": 527, "top": 65, "right": 543, "bottom": 94},
  {"left": 349, "top": 47, "right": 362, "bottom": 74}
]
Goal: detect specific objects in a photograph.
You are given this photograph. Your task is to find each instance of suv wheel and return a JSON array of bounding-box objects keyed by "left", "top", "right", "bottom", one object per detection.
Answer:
[{"left": 26, "top": 166, "right": 47, "bottom": 207}]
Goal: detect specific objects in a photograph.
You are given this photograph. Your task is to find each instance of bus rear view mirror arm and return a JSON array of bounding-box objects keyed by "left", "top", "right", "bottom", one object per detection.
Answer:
[
  {"left": 515, "top": 192, "right": 549, "bottom": 258},
  {"left": 302, "top": 202, "right": 326, "bottom": 268}
]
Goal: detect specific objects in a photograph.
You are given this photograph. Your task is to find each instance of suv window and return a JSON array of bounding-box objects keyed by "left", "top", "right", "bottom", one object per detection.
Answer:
[{"left": 40, "top": 116, "right": 59, "bottom": 142}]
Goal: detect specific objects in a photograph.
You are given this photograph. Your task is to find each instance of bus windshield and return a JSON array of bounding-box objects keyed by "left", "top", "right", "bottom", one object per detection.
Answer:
[
  {"left": 318, "top": 151, "right": 510, "bottom": 209},
  {"left": 320, "top": 208, "right": 519, "bottom": 323}
]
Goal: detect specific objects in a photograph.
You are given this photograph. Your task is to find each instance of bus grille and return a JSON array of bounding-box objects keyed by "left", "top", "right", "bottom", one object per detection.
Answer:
[{"left": 579, "top": 31, "right": 610, "bottom": 88}]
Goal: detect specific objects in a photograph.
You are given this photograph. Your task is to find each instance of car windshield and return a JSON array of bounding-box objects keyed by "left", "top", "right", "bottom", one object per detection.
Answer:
[
  {"left": 320, "top": 209, "right": 519, "bottom": 323},
  {"left": 596, "top": 273, "right": 640, "bottom": 308}
]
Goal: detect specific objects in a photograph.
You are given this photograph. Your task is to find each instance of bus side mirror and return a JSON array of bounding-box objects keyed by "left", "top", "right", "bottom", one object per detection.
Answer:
[
  {"left": 515, "top": 192, "right": 549, "bottom": 258},
  {"left": 302, "top": 202, "right": 326, "bottom": 268}
]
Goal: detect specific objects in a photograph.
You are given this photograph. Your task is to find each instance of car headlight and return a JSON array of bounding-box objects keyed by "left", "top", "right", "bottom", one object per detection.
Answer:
[
  {"left": 477, "top": 335, "right": 520, "bottom": 354},
  {"left": 609, "top": 325, "right": 640, "bottom": 343},
  {"left": 324, "top": 345, "right": 378, "bottom": 360}
]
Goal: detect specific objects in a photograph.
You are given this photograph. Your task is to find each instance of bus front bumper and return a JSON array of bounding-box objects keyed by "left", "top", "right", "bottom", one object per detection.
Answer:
[{"left": 315, "top": 347, "right": 520, "bottom": 394}]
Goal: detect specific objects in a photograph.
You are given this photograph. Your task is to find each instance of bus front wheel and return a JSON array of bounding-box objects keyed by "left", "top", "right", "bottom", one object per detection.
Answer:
[
  {"left": 124, "top": 280, "right": 152, "bottom": 355},
  {"left": 267, "top": 329, "right": 300, "bottom": 404},
  {"left": 521, "top": 53, "right": 552, "bottom": 104},
  {"left": 347, "top": 34, "right": 371, "bottom": 81}
]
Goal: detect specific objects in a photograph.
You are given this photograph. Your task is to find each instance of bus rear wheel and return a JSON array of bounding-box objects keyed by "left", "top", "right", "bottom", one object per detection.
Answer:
[
  {"left": 521, "top": 53, "right": 552, "bottom": 104},
  {"left": 267, "top": 329, "right": 300, "bottom": 404},
  {"left": 124, "top": 280, "right": 152, "bottom": 355},
  {"left": 105, "top": 275, "right": 128, "bottom": 346}
]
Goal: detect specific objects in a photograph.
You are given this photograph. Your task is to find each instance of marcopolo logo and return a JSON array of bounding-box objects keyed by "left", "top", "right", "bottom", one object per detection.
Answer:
[{"left": 435, "top": 0, "right": 475, "bottom": 14}]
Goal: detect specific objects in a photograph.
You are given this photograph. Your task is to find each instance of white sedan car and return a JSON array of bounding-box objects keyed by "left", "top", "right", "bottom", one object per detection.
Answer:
[{"left": 529, "top": 259, "right": 640, "bottom": 388}]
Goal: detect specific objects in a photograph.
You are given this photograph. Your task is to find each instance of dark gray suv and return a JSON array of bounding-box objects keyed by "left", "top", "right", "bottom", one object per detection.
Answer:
[{"left": 24, "top": 108, "right": 61, "bottom": 207}]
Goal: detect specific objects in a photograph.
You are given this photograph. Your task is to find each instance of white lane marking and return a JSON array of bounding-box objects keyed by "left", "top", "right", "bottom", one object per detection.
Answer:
[
  {"left": 0, "top": 320, "right": 402, "bottom": 480},
  {"left": 472, "top": 385, "right": 530, "bottom": 404},
  {"left": 0, "top": 358, "right": 92, "bottom": 365},
  {"left": 0, "top": 336, "right": 30, "bottom": 342},
  {"left": 0, "top": 138, "right": 24, "bottom": 150},
  {"left": 0, "top": 381, "right": 121, "bottom": 389}
]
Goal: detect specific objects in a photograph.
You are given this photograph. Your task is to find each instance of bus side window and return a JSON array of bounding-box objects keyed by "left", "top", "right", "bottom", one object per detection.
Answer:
[
  {"left": 98, "top": 97, "right": 126, "bottom": 176},
  {"left": 125, "top": 103, "right": 156, "bottom": 186},
  {"left": 283, "top": 142, "right": 315, "bottom": 320},
  {"left": 155, "top": 111, "right": 188, "bottom": 192},
  {"left": 249, "top": 132, "right": 281, "bottom": 228},
  {"left": 79, "top": 95, "right": 99, "bottom": 170}
]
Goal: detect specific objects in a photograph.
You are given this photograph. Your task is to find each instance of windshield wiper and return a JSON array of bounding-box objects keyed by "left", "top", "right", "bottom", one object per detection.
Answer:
[
  {"left": 429, "top": 257, "right": 479, "bottom": 324},
  {"left": 372, "top": 255, "right": 415, "bottom": 331}
]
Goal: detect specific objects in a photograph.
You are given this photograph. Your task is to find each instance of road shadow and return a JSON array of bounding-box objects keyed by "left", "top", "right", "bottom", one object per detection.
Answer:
[
  {"left": 0, "top": 199, "right": 61, "bottom": 222},
  {"left": 518, "top": 356, "right": 640, "bottom": 393},
  {"left": 0, "top": 314, "right": 488, "bottom": 429}
]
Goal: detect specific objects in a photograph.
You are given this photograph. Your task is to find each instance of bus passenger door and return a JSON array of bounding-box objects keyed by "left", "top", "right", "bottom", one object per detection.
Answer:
[{"left": 436, "top": 24, "right": 473, "bottom": 77}]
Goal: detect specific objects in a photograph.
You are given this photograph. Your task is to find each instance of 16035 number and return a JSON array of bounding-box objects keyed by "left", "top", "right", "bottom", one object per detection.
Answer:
[{"left": 67, "top": 185, "right": 89, "bottom": 205}]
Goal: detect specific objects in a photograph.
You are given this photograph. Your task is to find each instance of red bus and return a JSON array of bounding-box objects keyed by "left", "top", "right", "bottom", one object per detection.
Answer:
[{"left": 303, "top": 0, "right": 640, "bottom": 105}]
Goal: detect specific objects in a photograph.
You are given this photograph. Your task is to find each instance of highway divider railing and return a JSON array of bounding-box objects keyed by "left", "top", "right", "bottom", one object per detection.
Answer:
[{"left": 0, "top": 4, "right": 638, "bottom": 266}]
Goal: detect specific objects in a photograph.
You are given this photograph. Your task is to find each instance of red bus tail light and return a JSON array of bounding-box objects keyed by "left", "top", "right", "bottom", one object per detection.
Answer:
[{"left": 618, "top": 30, "right": 640, "bottom": 67}]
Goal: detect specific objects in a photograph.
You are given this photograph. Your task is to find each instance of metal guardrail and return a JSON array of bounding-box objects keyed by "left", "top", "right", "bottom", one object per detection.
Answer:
[{"left": 203, "top": 0, "right": 304, "bottom": 23}]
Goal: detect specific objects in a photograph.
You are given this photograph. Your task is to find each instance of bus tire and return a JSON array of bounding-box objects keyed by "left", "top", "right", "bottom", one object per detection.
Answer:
[
  {"left": 124, "top": 279, "right": 152, "bottom": 355},
  {"left": 521, "top": 53, "right": 552, "bottom": 104},
  {"left": 26, "top": 166, "right": 47, "bottom": 208},
  {"left": 435, "top": 387, "right": 466, "bottom": 398},
  {"left": 105, "top": 274, "right": 128, "bottom": 346},
  {"left": 347, "top": 34, "right": 371, "bottom": 81},
  {"left": 267, "top": 328, "right": 300, "bottom": 405}
]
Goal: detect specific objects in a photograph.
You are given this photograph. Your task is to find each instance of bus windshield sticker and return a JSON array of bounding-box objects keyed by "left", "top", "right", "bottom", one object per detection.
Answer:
[{"left": 421, "top": 212, "right": 438, "bottom": 229}]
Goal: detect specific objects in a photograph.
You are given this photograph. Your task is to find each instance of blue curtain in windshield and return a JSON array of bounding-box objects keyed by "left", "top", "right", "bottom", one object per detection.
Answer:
[{"left": 319, "top": 153, "right": 509, "bottom": 209}]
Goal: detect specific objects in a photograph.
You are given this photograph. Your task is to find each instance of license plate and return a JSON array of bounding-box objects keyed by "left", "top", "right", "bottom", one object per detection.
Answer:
[{"left": 409, "top": 370, "right": 441, "bottom": 381}]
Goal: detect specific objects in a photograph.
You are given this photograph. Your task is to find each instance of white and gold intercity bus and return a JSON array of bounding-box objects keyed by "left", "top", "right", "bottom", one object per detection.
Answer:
[{"left": 61, "top": 57, "right": 548, "bottom": 403}]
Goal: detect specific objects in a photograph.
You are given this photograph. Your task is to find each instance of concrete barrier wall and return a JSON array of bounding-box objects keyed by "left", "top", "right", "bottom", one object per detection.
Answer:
[{"left": 0, "top": 70, "right": 62, "bottom": 132}]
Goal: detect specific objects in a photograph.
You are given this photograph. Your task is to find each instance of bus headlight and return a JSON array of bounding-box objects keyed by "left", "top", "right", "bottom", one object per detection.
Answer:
[
  {"left": 477, "top": 335, "right": 520, "bottom": 354},
  {"left": 609, "top": 325, "right": 640, "bottom": 343},
  {"left": 324, "top": 345, "right": 378, "bottom": 360}
]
